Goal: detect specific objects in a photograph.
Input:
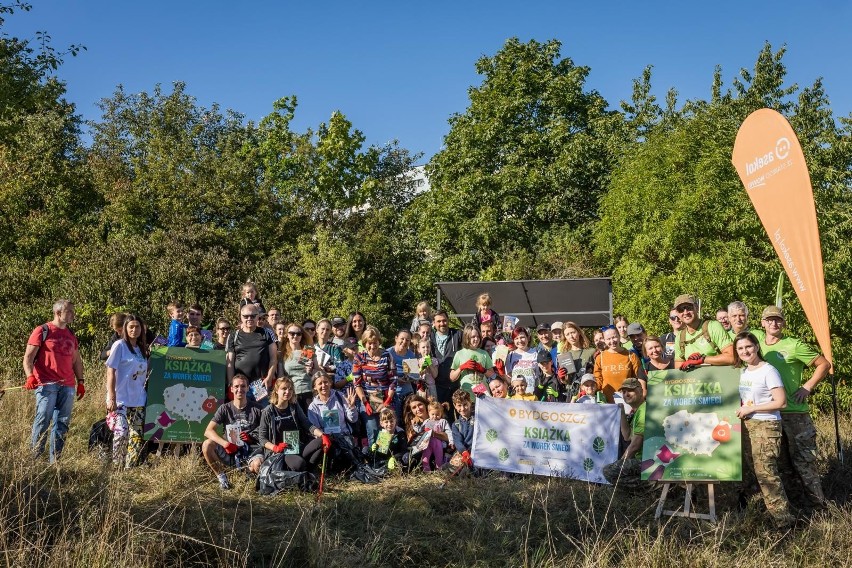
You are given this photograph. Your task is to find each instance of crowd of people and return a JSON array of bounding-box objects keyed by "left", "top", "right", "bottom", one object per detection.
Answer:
[{"left": 21, "top": 286, "right": 832, "bottom": 527}]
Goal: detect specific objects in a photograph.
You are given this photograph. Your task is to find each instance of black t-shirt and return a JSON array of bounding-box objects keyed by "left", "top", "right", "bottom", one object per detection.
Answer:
[
  {"left": 226, "top": 328, "right": 273, "bottom": 380},
  {"left": 212, "top": 400, "right": 263, "bottom": 438}
]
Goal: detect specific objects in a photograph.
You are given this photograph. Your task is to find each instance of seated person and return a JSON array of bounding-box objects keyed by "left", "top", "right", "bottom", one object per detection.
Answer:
[
  {"left": 510, "top": 376, "right": 536, "bottom": 401},
  {"left": 451, "top": 390, "right": 475, "bottom": 453},
  {"left": 602, "top": 378, "right": 650, "bottom": 493},
  {"left": 367, "top": 408, "right": 407, "bottom": 469},
  {"left": 202, "top": 374, "right": 264, "bottom": 489}
]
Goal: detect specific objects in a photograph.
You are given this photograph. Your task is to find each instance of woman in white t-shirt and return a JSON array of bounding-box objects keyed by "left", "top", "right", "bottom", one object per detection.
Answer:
[
  {"left": 105, "top": 314, "right": 149, "bottom": 468},
  {"left": 734, "top": 331, "right": 794, "bottom": 528}
]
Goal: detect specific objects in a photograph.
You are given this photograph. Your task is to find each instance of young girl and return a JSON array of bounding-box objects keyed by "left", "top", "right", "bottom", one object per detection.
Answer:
[
  {"left": 450, "top": 324, "right": 495, "bottom": 398},
  {"left": 472, "top": 292, "right": 501, "bottom": 330},
  {"left": 734, "top": 332, "right": 794, "bottom": 528},
  {"left": 416, "top": 338, "right": 438, "bottom": 400},
  {"left": 614, "top": 315, "right": 632, "bottom": 350},
  {"left": 409, "top": 301, "right": 433, "bottom": 334},
  {"left": 421, "top": 400, "right": 451, "bottom": 471},
  {"left": 239, "top": 280, "right": 266, "bottom": 313},
  {"left": 403, "top": 395, "right": 449, "bottom": 472},
  {"left": 505, "top": 327, "right": 537, "bottom": 394},
  {"left": 510, "top": 376, "right": 535, "bottom": 401}
]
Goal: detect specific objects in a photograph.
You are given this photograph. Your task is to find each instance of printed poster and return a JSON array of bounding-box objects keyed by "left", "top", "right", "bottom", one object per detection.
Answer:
[
  {"left": 642, "top": 366, "right": 742, "bottom": 481},
  {"left": 144, "top": 346, "right": 226, "bottom": 443},
  {"left": 471, "top": 397, "right": 620, "bottom": 483}
]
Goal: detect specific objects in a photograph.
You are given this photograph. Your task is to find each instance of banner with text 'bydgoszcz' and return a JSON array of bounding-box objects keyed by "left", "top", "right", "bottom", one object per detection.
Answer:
[
  {"left": 732, "top": 109, "right": 833, "bottom": 365},
  {"left": 471, "top": 398, "right": 620, "bottom": 483}
]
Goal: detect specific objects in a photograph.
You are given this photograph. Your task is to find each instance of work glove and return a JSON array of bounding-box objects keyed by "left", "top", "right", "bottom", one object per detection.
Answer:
[
  {"left": 494, "top": 359, "right": 506, "bottom": 376},
  {"left": 76, "top": 382, "right": 86, "bottom": 401},
  {"left": 272, "top": 442, "right": 289, "bottom": 453},
  {"left": 321, "top": 434, "right": 332, "bottom": 451},
  {"left": 24, "top": 375, "right": 38, "bottom": 390},
  {"left": 383, "top": 392, "right": 394, "bottom": 407},
  {"left": 679, "top": 353, "right": 705, "bottom": 371},
  {"left": 557, "top": 368, "right": 568, "bottom": 380},
  {"left": 546, "top": 386, "right": 560, "bottom": 399},
  {"left": 224, "top": 442, "right": 239, "bottom": 455},
  {"left": 364, "top": 401, "right": 374, "bottom": 416},
  {"left": 239, "top": 431, "right": 255, "bottom": 444}
]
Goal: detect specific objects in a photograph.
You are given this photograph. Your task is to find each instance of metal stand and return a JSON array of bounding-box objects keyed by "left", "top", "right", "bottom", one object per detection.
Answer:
[{"left": 654, "top": 482, "right": 716, "bottom": 522}]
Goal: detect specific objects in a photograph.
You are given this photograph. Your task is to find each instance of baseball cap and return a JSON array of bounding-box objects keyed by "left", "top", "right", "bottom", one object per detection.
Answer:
[
  {"left": 341, "top": 337, "right": 359, "bottom": 352},
  {"left": 626, "top": 323, "right": 645, "bottom": 336},
  {"left": 619, "top": 377, "right": 642, "bottom": 391},
  {"left": 550, "top": 321, "right": 563, "bottom": 331},
  {"left": 580, "top": 373, "right": 596, "bottom": 385},
  {"left": 673, "top": 294, "right": 697, "bottom": 309},
  {"left": 331, "top": 317, "right": 346, "bottom": 327},
  {"left": 536, "top": 323, "right": 551, "bottom": 332},
  {"left": 761, "top": 305, "right": 785, "bottom": 320},
  {"left": 536, "top": 349, "right": 553, "bottom": 364}
]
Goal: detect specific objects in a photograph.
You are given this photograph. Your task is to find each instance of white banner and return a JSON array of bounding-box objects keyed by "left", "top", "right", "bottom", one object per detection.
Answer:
[{"left": 471, "top": 398, "right": 620, "bottom": 483}]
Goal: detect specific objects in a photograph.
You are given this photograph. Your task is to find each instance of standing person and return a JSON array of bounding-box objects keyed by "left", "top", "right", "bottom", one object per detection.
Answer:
[
  {"left": 23, "top": 300, "right": 85, "bottom": 462},
  {"left": 558, "top": 321, "right": 596, "bottom": 381},
  {"left": 386, "top": 329, "right": 417, "bottom": 422},
  {"left": 105, "top": 314, "right": 149, "bottom": 468},
  {"left": 728, "top": 300, "right": 762, "bottom": 340},
  {"left": 330, "top": 316, "right": 347, "bottom": 346},
  {"left": 202, "top": 374, "right": 264, "bottom": 489},
  {"left": 99, "top": 312, "right": 126, "bottom": 361},
  {"left": 450, "top": 324, "right": 496, "bottom": 398},
  {"left": 535, "top": 323, "right": 558, "bottom": 365},
  {"left": 430, "top": 310, "right": 462, "bottom": 406},
  {"left": 316, "top": 318, "right": 343, "bottom": 367},
  {"left": 593, "top": 326, "right": 645, "bottom": 402},
  {"left": 344, "top": 312, "right": 368, "bottom": 346},
  {"left": 614, "top": 315, "right": 631, "bottom": 350},
  {"left": 267, "top": 308, "right": 282, "bottom": 330},
  {"left": 281, "top": 323, "right": 320, "bottom": 412},
  {"left": 213, "top": 318, "right": 231, "bottom": 350},
  {"left": 353, "top": 326, "right": 397, "bottom": 447},
  {"left": 759, "top": 305, "right": 831, "bottom": 512},
  {"left": 660, "top": 309, "right": 682, "bottom": 359},
  {"left": 643, "top": 336, "right": 674, "bottom": 372},
  {"left": 550, "top": 322, "right": 564, "bottom": 352},
  {"left": 734, "top": 332, "right": 795, "bottom": 528},
  {"left": 672, "top": 294, "right": 734, "bottom": 369},
  {"left": 716, "top": 309, "right": 732, "bottom": 332},
  {"left": 226, "top": 303, "right": 277, "bottom": 401},
  {"left": 505, "top": 327, "right": 538, "bottom": 393}
]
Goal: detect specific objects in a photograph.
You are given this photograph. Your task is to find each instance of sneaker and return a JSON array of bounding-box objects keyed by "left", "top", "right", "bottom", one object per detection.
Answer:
[{"left": 218, "top": 474, "right": 231, "bottom": 490}]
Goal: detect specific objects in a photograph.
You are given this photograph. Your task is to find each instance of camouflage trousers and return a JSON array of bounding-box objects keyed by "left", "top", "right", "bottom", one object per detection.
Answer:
[
  {"left": 603, "top": 458, "right": 655, "bottom": 494},
  {"left": 779, "top": 413, "right": 826, "bottom": 510},
  {"left": 742, "top": 419, "right": 795, "bottom": 527}
]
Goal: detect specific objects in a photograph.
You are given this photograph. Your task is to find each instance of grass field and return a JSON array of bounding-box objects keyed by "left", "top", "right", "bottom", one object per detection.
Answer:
[{"left": 2, "top": 363, "right": 852, "bottom": 567}]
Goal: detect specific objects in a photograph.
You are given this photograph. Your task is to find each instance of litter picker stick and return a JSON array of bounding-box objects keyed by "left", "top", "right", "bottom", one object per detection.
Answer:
[{"left": 317, "top": 446, "right": 328, "bottom": 503}]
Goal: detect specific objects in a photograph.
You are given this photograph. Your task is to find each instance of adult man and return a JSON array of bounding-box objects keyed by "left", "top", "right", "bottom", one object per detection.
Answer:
[
  {"left": 256, "top": 309, "right": 277, "bottom": 343},
  {"left": 672, "top": 294, "right": 734, "bottom": 369},
  {"left": 187, "top": 303, "right": 213, "bottom": 346},
  {"left": 213, "top": 318, "right": 231, "bottom": 350},
  {"left": 535, "top": 323, "right": 557, "bottom": 364},
  {"left": 759, "top": 305, "right": 831, "bottom": 511},
  {"left": 202, "top": 374, "right": 264, "bottom": 489},
  {"left": 330, "top": 316, "right": 347, "bottom": 346},
  {"left": 430, "top": 310, "right": 462, "bottom": 406},
  {"left": 660, "top": 310, "right": 681, "bottom": 358},
  {"left": 23, "top": 299, "right": 84, "bottom": 462},
  {"left": 316, "top": 318, "right": 343, "bottom": 367},
  {"left": 267, "top": 308, "right": 281, "bottom": 329},
  {"left": 716, "top": 309, "right": 732, "bottom": 332},
  {"left": 626, "top": 322, "right": 647, "bottom": 359},
  {"left": 602, "top": 378, "right": 648, "bottom": 491},
  {"left": 727, "top": 300, "right": 762, "bottom": 341},
  {"left": 226, "top": 304, "right": 277, "bottom": 396}
]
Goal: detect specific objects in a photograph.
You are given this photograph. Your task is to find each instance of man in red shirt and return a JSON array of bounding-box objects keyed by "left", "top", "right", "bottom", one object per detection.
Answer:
[{"left": 23, "top": 300, "right": 85, "bottom": 462}]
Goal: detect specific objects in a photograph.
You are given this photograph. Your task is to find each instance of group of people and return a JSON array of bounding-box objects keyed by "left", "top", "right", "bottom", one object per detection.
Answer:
[{"left": 21, "top": 287, "right": 832, "bottom": 526}]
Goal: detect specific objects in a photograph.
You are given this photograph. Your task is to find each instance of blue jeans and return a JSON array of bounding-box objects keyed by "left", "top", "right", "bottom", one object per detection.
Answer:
[
  {"left": 31, "top": 383, "right": 76, "bottom": 462},
  {"left": 394, "top": 382, "right": 415, "bottom": 424},
  {"left": 361, "top": 410, "right": 379, "bottom": 448}
]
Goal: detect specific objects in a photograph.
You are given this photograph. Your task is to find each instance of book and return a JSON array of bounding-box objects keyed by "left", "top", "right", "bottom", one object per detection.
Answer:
[
  {"left": 502, "top": 315, "right": 519, "bottom": 333},
  {"left": 249, "top": 379, "right": 268, "bottom": 401},
  {"left": 282, "top": 431, "right": 300, "bottom": 455},
  {"left": 556, "top": 352, "right": 577, "bottom": 374},
  {"left": 321, "top": 408, "right": 342, "bottom": 434},
  {"left": 375, "top": 430, "right": 392, "bottom": 454},
  {"left": 225, "top": 423, "right": 243, "bottom": 446},
  {"left": 402, "top": 358, "right": 420, "bottom": 379}
]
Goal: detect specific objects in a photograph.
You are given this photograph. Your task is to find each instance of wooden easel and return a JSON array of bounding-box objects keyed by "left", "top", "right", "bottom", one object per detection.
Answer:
[{"left": 654, "top": 482, "right": 716, "bottom": 522}]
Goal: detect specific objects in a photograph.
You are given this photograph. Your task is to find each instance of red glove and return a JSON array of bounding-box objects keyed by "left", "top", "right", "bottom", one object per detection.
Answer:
[
  {"left": 383, "top": 392, "right": 394, "bottom": 407},
  {"left": 224, "top": 442, "right": 239, "bottom": 455},
  {"left": 272, "top": 442, "right": 288, "bottom": 453},
  {"left": 459, "top": 360, "right": 476, "bottom": 371},
  {"left": 461, "top": 450, "right": 473, "bottom": 467},
  {"left": 239, "top": 431, "right": 254, "bottom": 444},
  {"left": 494, "top": 359, "right": 506, "bottom": 376},
  {"left": 679, "top": 353, "right": 705, "bottom": 371},
  {"left": 558, "top": 368, "right": 568, "bottom": 380},
  {"left": 470, "top": 362, "right": 486, "bottom": 374},
  {"left": 321, "top": 434, "right": 332, "bottom": 451},
  {"left": 76, "top": 382, "right": 86, "bottom": 401},
  {"left": 24, "top": 375, "right": 38, "bottom": 390},
  {"left": 364, "top": 401, "right": 374, "bottom": 416}
]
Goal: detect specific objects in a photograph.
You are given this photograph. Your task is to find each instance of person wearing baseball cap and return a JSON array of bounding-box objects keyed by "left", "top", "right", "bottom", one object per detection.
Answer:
[
  {"left": 550, "top": 322, "right": 564, "bottom": 349},
  {"left": 535, "top": 323, "right": 558, "bottom": 369},
  {"left": 672, "top": 294, "right": 734, "bottom": 370},
  {"left": 602, "top": 377, "right": 649, "bottom": 492},
  {"left": 330, "top": 317, "right": 347, "bottom": 346},
  {"left": 758, "top": 305, "right": 831, "bottom": 512}
]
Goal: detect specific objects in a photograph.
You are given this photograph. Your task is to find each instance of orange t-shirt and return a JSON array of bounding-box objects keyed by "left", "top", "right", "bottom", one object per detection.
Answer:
[{"left": 593, "top": 349, "right": 642, "bottom": 402}]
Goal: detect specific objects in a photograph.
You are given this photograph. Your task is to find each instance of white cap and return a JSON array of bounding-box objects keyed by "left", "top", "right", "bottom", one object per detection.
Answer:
[{"left": 550, "top": 321, "right": 563, "bottom": 331}]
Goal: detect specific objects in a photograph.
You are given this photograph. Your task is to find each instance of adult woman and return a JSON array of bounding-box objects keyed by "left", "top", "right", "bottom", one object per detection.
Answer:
[
  {"left": 386, "top": 329, "right": 417, "bottom": 422},
  {"left": 281, "top": 323, "right": 320, "bottom": 412},
  {"left": 344, "top": 311, "right": 367, "bottom": 346},
  {"left": 593, "top": 326, "right": 645, "bottom": 402},
  {"left": 353, "top": 326, "right": 396, "bottom": 447},
  {"left": 99, "top": 312, "right": 126, "bottom": 361},
  {"left": 402, "top": 394, "right": 450, "bottom": 469},
  {"left": 557, "top": 321, "right": 596, "bottom": 385},
  {"left": 258, "top": 377, "right": 328, "bottom": 472},
  {"left": 643, "top": 336, "right": 674, "bottom": 372},
  {"left": 307, "top": 372, "right": 358, "bottom": 437},
  {"left": 105, "top": 314, "right": 149, "bottom": 468},
  {"left": 450, "top": 324, "right": 495, "bottom": 398},
  {"left": 734, "top": 331, "right": 794, "bottom": 528},
  {"left": 504, "top": 327, "right": 537, "bottom": 394},
  {"left": 213, "top": 317, "right": 231, "bottom": 351}
]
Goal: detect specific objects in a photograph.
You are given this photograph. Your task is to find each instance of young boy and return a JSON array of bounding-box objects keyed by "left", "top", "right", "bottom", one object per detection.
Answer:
[
  {"left": 370, "top": 408, "right": 407, "bottom": 469},
  {"left": 572, "top": 373, "right": 603, "bottom": 403},
  {"left": 533, "top": 349, "right": 562, "bottom": 402},
  {"left": 451, "top": 390, "right": 475, "bottom": 453},
  {"left": 166, "top": 301, "right": 187, "bottom": 347},
  {"left": 510, "top": 376, "right": 536, "bottom": 401}
]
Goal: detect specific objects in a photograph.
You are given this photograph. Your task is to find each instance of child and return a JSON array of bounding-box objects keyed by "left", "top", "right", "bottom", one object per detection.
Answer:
[
  {"left": 369, "top": 408, "right": 407, "bottom": 469},
  {"left": 239, "top": 280, "right": 267, "bottom": 313},
  {"left": 421, "top": 400, "right": 451, "bottom": 471},
  {"left": 571, "top": 374, "right": 604, "bottom": 403},
  {"left": 472, "top": 292, "right": 501, "bottom": 330},
  {"left": 409, "top": 301, "right": 433, "bottom": 334},
  {"left": 510, "top": 376, "right": 536, "bottom": 401},
  {"left": 416, "top": 339, "right": 438, "bottom": 399},
  {"left": 166, "top": 301, "right": 187, "bottom": 347},
  {"left": 533, "top": 349, "right": 562, "bottom": 402},
  {"left": 451, "top": 390, "right": 475, "bottom": 453}
]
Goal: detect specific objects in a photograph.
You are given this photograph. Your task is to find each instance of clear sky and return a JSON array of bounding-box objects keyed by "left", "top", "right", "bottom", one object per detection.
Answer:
[{"left": 4, "top": 1, "right": 850, "bottom": 163}]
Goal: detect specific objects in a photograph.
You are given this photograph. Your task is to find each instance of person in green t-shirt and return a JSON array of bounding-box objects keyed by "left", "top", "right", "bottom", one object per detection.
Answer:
[
  {"left": 602, "top": 377, "right": 651, "bottom": 493},
  {"left": 672, "top": 294, "right": 734, "bottom": 369},
  {"left": 449, "top": 324, "right": 496, "bottom": 398},
  {"left": 759, "top": 305, "right": 831, "bottom": 511},
  {"left": 727, "top": 300, "right": 765, "bottom": 342}
]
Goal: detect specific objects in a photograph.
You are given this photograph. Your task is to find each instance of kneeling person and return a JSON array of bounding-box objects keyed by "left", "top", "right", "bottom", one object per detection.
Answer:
[
  {"left": 202, "top": 374, "right": 264, "bottom": 489},
  {"left": 602, "top": 378, "right": 649, "bottom": 492}
]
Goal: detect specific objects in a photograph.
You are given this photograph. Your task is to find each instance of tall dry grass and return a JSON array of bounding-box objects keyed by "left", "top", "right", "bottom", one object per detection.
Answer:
[{"left": 2, "top": 359, "right": 852, "bottom": 567}]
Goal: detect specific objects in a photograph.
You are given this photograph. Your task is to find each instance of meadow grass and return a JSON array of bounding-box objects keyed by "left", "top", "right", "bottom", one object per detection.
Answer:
[{"left": 2, "top": 362, "right": 851, "bottom": 567}]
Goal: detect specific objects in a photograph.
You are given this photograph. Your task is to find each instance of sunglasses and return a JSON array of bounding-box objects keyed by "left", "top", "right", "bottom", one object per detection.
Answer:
[
  {"left": 599, "top": 325, "right": 616, "bottom": 331},
  {"left": 675, "top": 304, "right": 695, "bottom": 313},
  {"left": 288, "top": 331, "right": 302, "bottom": 336},
  {"left": 668, "top": 315, "right": 680, "bottom": 322},
  {"left": 241, "top": 314, "right": 257, "bottom": 319},
  {"left": 218, "top": 327, "right": 230, "bottom": 332}
]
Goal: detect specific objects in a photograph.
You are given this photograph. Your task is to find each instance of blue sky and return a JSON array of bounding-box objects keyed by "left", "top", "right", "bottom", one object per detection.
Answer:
[{"left": 5, "top": 1, "right": 850, "bottom": 163}]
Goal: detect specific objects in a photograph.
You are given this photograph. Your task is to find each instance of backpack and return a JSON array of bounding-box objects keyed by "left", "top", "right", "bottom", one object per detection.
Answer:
[
  {"left": 256, "top": 453, "right": 318, "bottom": 494},
  {"left": 677, "top": 320, "right": 717, "bottom": 360}
]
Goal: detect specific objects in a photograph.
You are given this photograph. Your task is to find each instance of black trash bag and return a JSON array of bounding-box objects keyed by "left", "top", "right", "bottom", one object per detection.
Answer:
[
  {"left": 349, "top": 462, "right": 388, "bottom": 484},
  {"left": 328, "top": 434, "right": 365, "bottom": 473},
  {"left": 256, "top": 453, "right": 318, "bottom": 495},
  {"left": 88, "top": 419, "right": 113, "bottom": 459}
]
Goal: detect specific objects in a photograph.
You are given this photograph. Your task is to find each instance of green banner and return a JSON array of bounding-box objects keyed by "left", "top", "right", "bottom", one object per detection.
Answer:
[
  {"left": 144, "top": 346, "right": 227, "bottom": 443},
  {"left": 642, "top": 366, "right": 742, "bottom": 482}
]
